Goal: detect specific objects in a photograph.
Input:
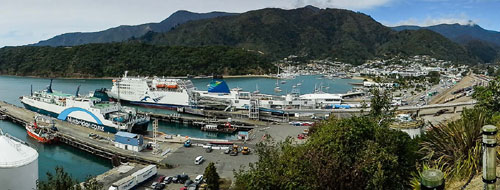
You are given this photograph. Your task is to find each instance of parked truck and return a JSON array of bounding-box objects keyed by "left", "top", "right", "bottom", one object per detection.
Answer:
[{"left": 108, "top": 165, "right": 157, "bottom": 190}]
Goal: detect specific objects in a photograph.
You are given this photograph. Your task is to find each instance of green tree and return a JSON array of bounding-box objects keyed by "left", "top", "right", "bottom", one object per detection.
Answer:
[
  {"left": 234, "top": 116, "right": 418, "bottom": 190},
  {"left": 204, "top": 162, "right": 220, "bottom": 190},
  {"left": 473, "top": 77, "right": 500, "bottom": 113},
  {"left": 81, "top": 177, "right": 103, "bottom": 190},
  {"left": 37, "top": 166, "right": 78, "bottom": 190},
  {"left": 369, "top": 88, "right": 394, "bottom": 118},
  {"left": 427, "top": 71, "right": 441, "bottom": 85},
  {"left": 37, "top": 166, "right": 102, "bottom": 190}
]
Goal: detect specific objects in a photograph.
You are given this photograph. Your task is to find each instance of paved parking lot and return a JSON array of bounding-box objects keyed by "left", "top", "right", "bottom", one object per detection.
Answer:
[{"left": 136, "top": 124, "right": 309, "bottom": 190}]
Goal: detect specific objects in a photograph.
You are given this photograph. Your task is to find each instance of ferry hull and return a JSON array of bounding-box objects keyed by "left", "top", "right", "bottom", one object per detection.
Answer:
[
  {"left": 128, "top": 100, "right": 184, "bottom": 110},
  {"left": 22, "top": 102, "right": 122, "bottom": 133}
]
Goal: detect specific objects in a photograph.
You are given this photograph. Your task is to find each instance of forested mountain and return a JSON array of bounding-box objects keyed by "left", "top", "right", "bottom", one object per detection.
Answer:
[
  {"left": 393, "top": 23, "right": 500, "bottom": 46},
  {"left": 393, "top": 23, "right": 500, "bottom": 63},
  {"left": 0, "top": 43, "right": 272, "bottom": 77},
  {"left": 137, "top": 6, "right": 479, "bottom": 64},
  {"left": 0, "top": 6, "right": 489, "bottom": 78},
  {"left": 32, "top": 11, "right": 236, "bottom": 47}
]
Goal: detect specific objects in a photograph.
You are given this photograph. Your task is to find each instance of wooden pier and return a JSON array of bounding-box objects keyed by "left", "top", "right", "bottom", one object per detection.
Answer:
[{"left": 0, "top": 101, "right": 170, "bottom": 166}]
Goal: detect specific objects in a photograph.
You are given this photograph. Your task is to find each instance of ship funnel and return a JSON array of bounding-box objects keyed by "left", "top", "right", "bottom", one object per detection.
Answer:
[
  {"left": 75, "top": 85, "right": 81, "bottom": 97},
  {"left": 47, "top": 79, "right": 53, "bottom": 93}
]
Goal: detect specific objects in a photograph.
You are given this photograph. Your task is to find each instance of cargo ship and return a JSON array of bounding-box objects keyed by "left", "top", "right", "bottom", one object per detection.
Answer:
[
  {"left": 25, "top": 115, "right": 57, "bottom": 143},
  {"left": 20, "top": 80, "right": 150, "bottom": 134},
  {"left": 106, "top": 71, "right": 196, "bottom": 109}
]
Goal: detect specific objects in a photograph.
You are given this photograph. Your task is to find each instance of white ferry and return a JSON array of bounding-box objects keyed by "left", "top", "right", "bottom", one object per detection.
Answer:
[
  {"left": 197, "top": 78, "right": 344, "bottom": 110},
  {"left": 107, "top": 71, "right": 196, "bottom": 109},
  {"left": 20, "top": 80, "right": 150, "bottom": 133}
]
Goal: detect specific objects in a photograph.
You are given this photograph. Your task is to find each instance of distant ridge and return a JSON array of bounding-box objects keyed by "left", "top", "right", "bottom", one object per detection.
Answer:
[
  {"left": 392, "top": 23, "right": 500, "bottom": 46},
  {"left": 392, "top": 24, "right": 500, "bottom": 62},
  {"left": 137, "top": 6, "right": 477, "bottom": 64},
  {"left": 31, "top": 10, "right": 237, "bottom": 47}
]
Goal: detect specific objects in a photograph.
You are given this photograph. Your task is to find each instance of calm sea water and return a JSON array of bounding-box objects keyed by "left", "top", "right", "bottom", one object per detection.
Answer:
[
  {"left": 191, "top": 75, "right": 360, "bottom": 95},
  {"left": 0, "top": 75, "right": 359, "bottom": 181}
]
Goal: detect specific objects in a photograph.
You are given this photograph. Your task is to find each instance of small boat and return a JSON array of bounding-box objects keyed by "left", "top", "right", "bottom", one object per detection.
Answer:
[
  {"left": 297, "top": 82, "right": 302, "bottom": 86},
  {"left": 274, "top": 87, "right": 282, "bottom": 93},
  {"left": 281, "top": 80, "right": 286, "bottom": 84},
  {"left": 253, "top": 84, "right": 260, "bottom": 94},
  {"left": 26, "top": 115, "right": 57, "bottom": 143}
]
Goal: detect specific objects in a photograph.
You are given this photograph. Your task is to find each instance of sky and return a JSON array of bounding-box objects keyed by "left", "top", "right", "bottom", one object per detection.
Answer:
[{"left": 0, "top": 0, "right": 498, "bottom": 47}]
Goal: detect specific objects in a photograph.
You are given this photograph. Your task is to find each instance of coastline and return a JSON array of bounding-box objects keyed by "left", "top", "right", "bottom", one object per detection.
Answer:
[
  {"left": 352, "top": 76, "right": 372, "bottom": 82},
  {"left": 0, "top": 74, "right": 276, "bottom": 80}
]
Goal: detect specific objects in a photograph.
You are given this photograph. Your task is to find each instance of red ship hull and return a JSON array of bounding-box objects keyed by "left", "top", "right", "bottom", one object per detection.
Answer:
[{"left": 26, "top": 127, "right": 55, "bottom": 143}]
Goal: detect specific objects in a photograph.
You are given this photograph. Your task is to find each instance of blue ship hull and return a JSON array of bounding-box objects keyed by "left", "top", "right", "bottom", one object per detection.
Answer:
[{"left": 22, "top": 103, "right": 148, "bottom": 134}]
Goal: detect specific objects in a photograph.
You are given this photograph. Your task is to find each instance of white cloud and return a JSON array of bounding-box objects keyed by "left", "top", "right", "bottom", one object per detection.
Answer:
[
  {"left": 292, "top": 0, "right": 393, "bottom": 9},
  {"left": 390, "top": 13, "right": 476, "bottom": 26}
]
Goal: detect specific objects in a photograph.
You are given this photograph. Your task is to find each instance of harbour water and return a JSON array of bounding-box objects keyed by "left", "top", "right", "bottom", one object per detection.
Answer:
[
  {"left": 0, "top": 75, "right": 359, "bottom": 181},
  {"left": 192, "top": 75, "right": 360, "bottom": 95}
]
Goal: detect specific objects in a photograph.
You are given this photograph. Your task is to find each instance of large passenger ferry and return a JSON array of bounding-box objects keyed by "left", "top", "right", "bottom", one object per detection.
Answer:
[
  {"left": 107, "top": 71, "right": 196, "bottom": 109},
  {"left": 20, "top": 80, "right": 150, "bottom": 134}
]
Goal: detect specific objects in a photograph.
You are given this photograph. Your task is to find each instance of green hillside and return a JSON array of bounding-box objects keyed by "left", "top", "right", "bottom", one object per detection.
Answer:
[
  {"left": 139, "top": 7, "right": 478, "bottom": 64},
  {"left": 0, "top": 43, "right": 273, "bottom": 78},
  {"left": 377, "top": 29, "right": 477, "bottom": 63}
]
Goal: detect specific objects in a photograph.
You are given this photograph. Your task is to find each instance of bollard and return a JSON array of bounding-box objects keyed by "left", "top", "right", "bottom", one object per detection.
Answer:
[
  {"left": 421, "top": 169, "right": 445, "bottom": 190},
  {"left": 482, "top": 125, "right": 497, "bottom": 190}
]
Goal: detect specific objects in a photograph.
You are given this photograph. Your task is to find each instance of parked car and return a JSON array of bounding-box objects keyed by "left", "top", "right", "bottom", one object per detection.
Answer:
[
  {"left": 230, "top": 151, "right": 238, "bottom": 156},
  {"left": 241, "top": 147, "right": 250, "bottom": 155},
  {"left": 194, "top": 175, "right": 204, "bottom": 184},
  {"left": 172, "top": 176, "right": 179, "bottom": 183},
  {"left": 224, "top": 149, "right": 231, "bottom": 154},
  {"left": 156, "top": 175, "right": 166, "bottom": 183},
  {"left": 178, "top": 174, "right": 189, "bottom": 183},
  {"left": 297, "top": 133, "right": 305, "bottom": 139},
  {"left": 150, "top": 182, "right": 159, "bottom": 189},
  {"left": 195, "top": 156, "right": 205, "bottom": 165},
  {"left": 187, "top": 183, "right": 198, "bottom": 190},
  {"left": 184, "top": 140, "right": 192, "bottom": 147},
  {"left": 205, "top": 146, "right": 213, "bottom": 153},
  {"left": 184, "top": 180, "right": 193, "bottom": 187},
  {"left": 154, "top": 183, "right": 165, "bottom": 190},
  {"left": 434, "top": 109, "right": 449, "bottom": 116},
  {"left": 163, "top": 176, "right": 173, "bottom": 184}
]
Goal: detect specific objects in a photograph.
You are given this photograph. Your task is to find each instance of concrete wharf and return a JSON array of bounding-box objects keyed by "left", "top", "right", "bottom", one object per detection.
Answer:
[
  {"left": 0, "top": 101, "right": 170, "bottom": 166},
  {"left": 140, "top": 109, "right": 267, "bottom": 130}
]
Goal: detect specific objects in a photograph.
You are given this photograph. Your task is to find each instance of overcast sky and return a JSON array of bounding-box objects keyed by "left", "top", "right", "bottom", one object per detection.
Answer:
[{"left": 1, "top": 0, "right": 498, "bottom": 47}]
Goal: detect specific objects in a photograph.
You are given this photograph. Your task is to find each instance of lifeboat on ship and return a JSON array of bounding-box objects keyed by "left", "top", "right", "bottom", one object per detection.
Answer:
[
  {"left": 156, "top": 84, "right": 166, "bottom": 88},
  {"left": 166, "top": 84, "right": 178, "bottom": 89}
]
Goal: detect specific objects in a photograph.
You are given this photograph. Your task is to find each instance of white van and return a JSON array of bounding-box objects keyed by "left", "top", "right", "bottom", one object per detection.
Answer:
[
  {"left": 194, "top": 175, "right": 204, "bottom": 183},
  {"left": 194, "top": 156, "right": 204, "bottom": 165}
]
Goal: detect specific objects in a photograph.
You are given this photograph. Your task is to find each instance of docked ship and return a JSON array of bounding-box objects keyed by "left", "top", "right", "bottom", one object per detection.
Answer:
[
  {"left": 20, "top": 80, "right": 150, "bottom": 134},
  {"left": 107, "top": 71, "right": 196, "bottom": 109},
  {"left": 26, "top": 115, "right": 57, "bottom": 143},
  {"left": 196, "top": 77, "right": 345, "bottom": 111}
]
